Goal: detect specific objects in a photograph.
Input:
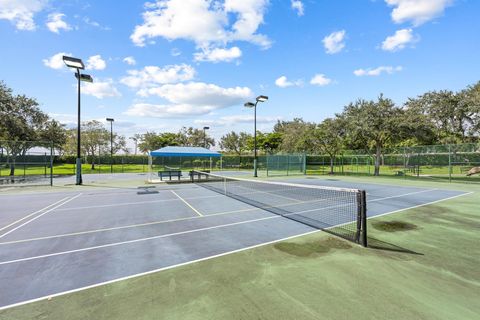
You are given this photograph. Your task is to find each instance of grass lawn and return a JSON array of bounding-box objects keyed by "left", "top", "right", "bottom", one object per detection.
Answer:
[{"left": 0, "top": 177, "right": 478, "bottom": 319}]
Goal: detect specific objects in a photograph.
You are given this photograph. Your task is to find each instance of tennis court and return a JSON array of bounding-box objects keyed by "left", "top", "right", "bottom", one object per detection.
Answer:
[{"left": 0, "top": 173, "right": 467, "bottom": 309}]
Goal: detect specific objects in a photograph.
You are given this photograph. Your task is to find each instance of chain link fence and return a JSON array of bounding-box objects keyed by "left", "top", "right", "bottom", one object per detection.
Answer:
[{"left": 306, "top": 143, "right": 480, "bottom": 183}]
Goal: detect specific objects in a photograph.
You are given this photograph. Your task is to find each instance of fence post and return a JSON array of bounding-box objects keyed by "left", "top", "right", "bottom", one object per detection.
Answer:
[
  {"left": 286, "top": 155, "right": 290, "bottom": 176},
  {"left": 448, "top": 144, "right": 452, "bottom": 183},
  {"left": 50, "top": 144, "right": 53, "bottom": 186}
]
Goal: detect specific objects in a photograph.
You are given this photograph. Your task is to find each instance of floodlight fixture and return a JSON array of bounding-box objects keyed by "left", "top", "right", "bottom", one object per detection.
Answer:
[
  {"left": 75, "top": 73, "right": 93, "bottom": 82},
  {"left": 62, "top": 56, "right": 85, "bottom": 70},
  {"left": 244, "top": 102, "right": 255, "bottom": 108},
  {"left": 256, "top": 95, "right": 268, "bottom": 102}
]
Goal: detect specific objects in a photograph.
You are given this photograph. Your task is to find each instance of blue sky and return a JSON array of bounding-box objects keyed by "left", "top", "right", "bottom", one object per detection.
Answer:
[{"left": 1, "top": 0, "right": 479, "bottom": 151}]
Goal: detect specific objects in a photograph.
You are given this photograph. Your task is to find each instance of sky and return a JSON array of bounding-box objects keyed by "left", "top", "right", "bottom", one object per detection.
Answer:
[{"left": 0, "top": 0, "right": 479, "bottom": 151}]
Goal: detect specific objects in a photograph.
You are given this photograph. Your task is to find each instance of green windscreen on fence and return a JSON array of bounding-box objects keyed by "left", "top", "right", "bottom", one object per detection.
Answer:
[{"left": 267, "top": 154, "right": 306, "bottom": 177}]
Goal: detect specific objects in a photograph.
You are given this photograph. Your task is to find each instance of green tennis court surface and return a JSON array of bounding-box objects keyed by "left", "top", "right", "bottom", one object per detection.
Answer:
[{"left": 0, "top": 175, "right": 478, "bottom": 320}]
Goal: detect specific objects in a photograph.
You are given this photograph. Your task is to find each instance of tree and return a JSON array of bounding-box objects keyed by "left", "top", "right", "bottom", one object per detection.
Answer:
[
  {"left": 314, "top": 117, "right": 346, "bottom": 174},
  {"left": 219, "top": 131, "right": 250, "bottom": 155},
  {"left": 462, "top": 81, "right": 480, "bottom": 139},
  {"left": 342, "top": 95, "right": 404, "bottom": 176},
  {"left": 405, "top": 89, "right": 473, "bottom": 144},
  {"left": 112, "top": 134, "right": 128, "bottom": 154},
  {"left": 81, "top": 120, "right": 109, "bottom": 169},
  {"left": 178, "top": 127, "right": 215, "bottom": 148},
  {"left": 129, "top": 134, "right": 142, "bottom": 155},
  {"left": 138, "top": 132, "right": 180, "bottom": 153},
  {"left": 0, "top": 81, "right": 50, "bottom": 177},
  {"left": 274, "top": 118, "right": 315, "bottom": 153},
  {"left": 39, "top": 119, "right": 67, "bottom": 155}
]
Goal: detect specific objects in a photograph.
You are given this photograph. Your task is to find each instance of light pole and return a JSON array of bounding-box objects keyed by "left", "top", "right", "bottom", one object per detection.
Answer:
[
  {"left": 203, "top": 126, "right": 210, "bottom": 149},
  {"left": 244, "top": 95, "right": 268, "bottom": 177},
  {"left": 63, "top": 56, "right": 93, "bottom": 185},
  {"left": 106, "top": 118, "right": 114, "bottom": 173}
]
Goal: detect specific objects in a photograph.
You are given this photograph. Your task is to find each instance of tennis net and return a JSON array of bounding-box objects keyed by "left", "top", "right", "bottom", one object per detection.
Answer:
[{"left": 191, "top": 171, "right": 367, "bottom": 246}]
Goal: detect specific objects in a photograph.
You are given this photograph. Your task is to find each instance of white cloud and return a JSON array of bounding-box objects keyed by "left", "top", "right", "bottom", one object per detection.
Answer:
[
  {"left": 86, "top": 55, "right": 107, "bottom": 70},
  {"left": 43, "top": 52, "right": 71, "bottom": 69},
  {"left": 125, "top": 82, "right": 252, "bottom": 118},
  {"left": 194, "top": 46, "right": 242, "bottom": 63},
  {"left": 310, "top": 74, "right": 332, "bottom": 86},
  {"left": 381, "top": 28, "right": 417, "bottom": 51},
  {"left": 83, "top": 17, "right": 110, "bottom": 30},
  {"left": 123, "top": 56, "right": 136, "bottom": 65},
  {"left": 171, "top": 48, "right": 182, "bottom": 56},
  {"left": 275, "top": 76, "right": 303, "bottom": 88},
  {"left": 0, "top": 0, "right": 47, "bottom": 31},
  {"left": 120, "top": 64, "right": 195, "bottom": 88},
  {"left": 46, "top": 13, "right": 71, "bottom": 33},
  {"left": 194, "top": 115, "right": 279, "bottom": 126},
  {"left": 385, "top": 0, "right": 453, "bottom": 26},
  {"left": 139, "top": 82, "right": 252, "bottom": 106},
  {"left": 82, "top": 79, "right": 121, "bottom": 99},
  {"left": 130, "top": 0, "right": 271, "bottom": 49},
  {"left": 291, "top": 1, "right": 304, "bottom": 16},
  {"left": 353, "top": 66, "right": 403, "bottom": 76},
  {"left": 124, "top": 103, "right": 215, "bottom": 118},
  {"left": 322, "top": 30, "right": 346, "bottom": 54}
]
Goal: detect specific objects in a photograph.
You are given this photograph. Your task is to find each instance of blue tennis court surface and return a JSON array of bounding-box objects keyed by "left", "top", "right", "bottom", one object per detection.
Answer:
[{"left": 0, "top": 177, "right": 467, "bottom": 309}]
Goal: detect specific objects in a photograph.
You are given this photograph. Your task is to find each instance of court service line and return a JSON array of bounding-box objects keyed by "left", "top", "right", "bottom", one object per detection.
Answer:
[
  {"left": 0, "top": 214, "right": 284, "bottom": 266},
  {"left": 170, "top": 190, "right": 203, "bottom": 216},
  {"left": 0, "top": 187, "right": 441, "bottom": 245},
  {"left": 0, "top": 196, "right": 335, "bottom": 246},
  {"left": 0, "top": 228, "right": 321, "bottom": 311},
  {"left": 0, "top": 197, "right": 71, "bottom": 233},
  {"left": 368, "top": 188, "right": 438, "bottom": 203},
  {"left": 0, "top": 194, "right": 82, "bottom": 240},
  {"left": 367, "top": 191, "right": 474, "bottom": 220},
  {"left": 52, "top": 193, "right": 222, "bottom": 212}
]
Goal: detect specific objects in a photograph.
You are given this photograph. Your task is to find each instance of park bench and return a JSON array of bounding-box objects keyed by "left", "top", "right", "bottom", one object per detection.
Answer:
[
  {"left": 158, "top": 170, "right": 182, "bottom": 181},
  {"left": 189, "top": 170, "right": 210, "bottom": 182}
]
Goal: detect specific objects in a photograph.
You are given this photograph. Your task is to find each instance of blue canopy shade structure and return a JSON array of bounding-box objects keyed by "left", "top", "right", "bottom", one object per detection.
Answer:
[{"left": 150, "top": 146, "right": 221, "bottom": 158}]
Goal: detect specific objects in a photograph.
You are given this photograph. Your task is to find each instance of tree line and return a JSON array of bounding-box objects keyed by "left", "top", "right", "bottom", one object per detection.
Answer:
[
  {"left": 218, "top": 82, "right": 479, "bottom": 175},
  {"left": 1, "top": 80, "right": 479, "bottom": 176}
]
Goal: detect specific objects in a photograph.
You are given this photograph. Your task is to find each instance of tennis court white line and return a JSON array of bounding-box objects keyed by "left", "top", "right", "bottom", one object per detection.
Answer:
[
  {"left": 0, "top": 194, "right": 82, "bottom": 240},
  {"left": 0, "top": 187, "right": 444, "bottom": 245},
  {"left": 0, "top": 214, "right": 283, "bottom": 266},
  {"left": 170, "top": 190, "right": 203, "bottom": 217},
  {"left": 0, "top": 228, "right": 321, "bottom": 311},
  {"left": 368, "top": 188, "right": 438, "bottom": 203},
  {"left": 0, "top": 190, "right": 473, "bottom": 311},
  {"left": 367, "top": 191, "right": 474, "bottom": 220},
  {"left": 0, "top": 197, "right": 335, "bottom": 246},
  {"left": 0, "top": 197, "right": 70, "bottom": 232},
  {"left": 52, "top": 193, "right": 222, "bottom": 212}
]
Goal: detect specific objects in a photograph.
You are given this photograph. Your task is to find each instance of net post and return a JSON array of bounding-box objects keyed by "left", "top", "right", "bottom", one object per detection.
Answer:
[{"left": 358, "top": 190, "right": 367, "bottom": 247}]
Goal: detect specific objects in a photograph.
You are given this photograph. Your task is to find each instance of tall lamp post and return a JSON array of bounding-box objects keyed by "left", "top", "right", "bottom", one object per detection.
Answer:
[
  {"left": 106, "top": 118, "right": 114, "bottom": 173},
  {"left": 63, "top": 56, "right": 93, "bottom": 185},
  {"left": 244, "top": 95, "right": 268, "bottom": 177},
  {"left": 203, "top": 126, "right": 210, "bottom": 149}
]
